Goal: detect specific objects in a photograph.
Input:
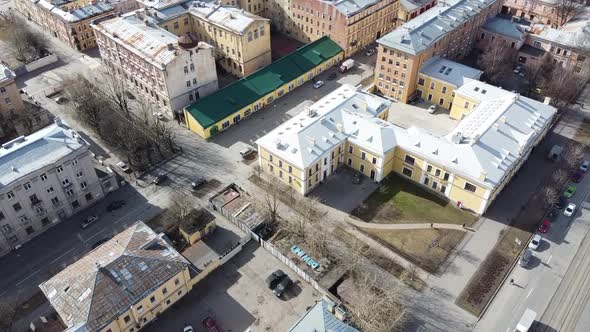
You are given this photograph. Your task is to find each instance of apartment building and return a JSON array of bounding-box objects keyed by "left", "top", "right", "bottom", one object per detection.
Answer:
[
  {"left": 0, "top": 119, "right": 118, "bottom": 256},
  {"left": 257, "top": 83, "right": 555, "bottom": 214},
  {"left": 0, "top": 64, "right": 25, "bottom": 123},
  {"left": 184, "top": 36, "right": 343, "bottom": 139},
  {"left": 374, "top": 0, "right": 502, "bottom": 102},
  {"left": 16, "top": 0, "right": 115, "bottom": 51},
  {"left": 92, "top": 12, "right": 219, "bottom": 118},
  {"left": 285, "top": 0, "right": 400, "bottom": 56},
  {"left": 40, "top": 221, "right": 194, "bottom": 332},
  {"left": 106, "top": 0, "right": 141, "bottom": 14},
  {"left": 415, "top": 56, "right": 482, "bottom": 111},
  {"left": 398, "top": 0, "right": 438, "bottom": 25},
  {"left": 500, "top": 0, "right": 576, "bottom": 27}
]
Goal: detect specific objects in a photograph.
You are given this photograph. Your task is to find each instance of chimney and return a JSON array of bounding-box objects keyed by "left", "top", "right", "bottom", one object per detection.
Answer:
[
  {"left": 543, "top": 97, "right": 551, "bottom": 105},
  {"left": 54, "top": 117, "right": 63, "bottom": 127},
  {"left": 479, "top": 171, "right": 487, "bottom": 181}
]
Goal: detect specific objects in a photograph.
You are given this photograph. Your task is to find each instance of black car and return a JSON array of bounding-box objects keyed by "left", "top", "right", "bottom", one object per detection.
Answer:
[
  {"left": 152, "top": 173, "right": 168, "bottom": 185},
  {"left": 547, "top": 208, "right": 559, "bottom": 219},
  {"left": 107, "top": 200, "right": 126, "bottom": 212},
  {"left": 273, "top": 276, "right": 292, "bottom": 297},
  {"left": 92, "top": 237, "right": 111, "bottom": 249},
  {"left": 554, "top": 196, "right": 567, "bottom": 209},
  {"left": 327, "top": 72, "right": 337, "bottom": 81},
  {"left": 265, "top": 269, "right": 286, "bottom": 290},
  {"left": 191, "top": 176, "right": 206, "bottom": 190}
]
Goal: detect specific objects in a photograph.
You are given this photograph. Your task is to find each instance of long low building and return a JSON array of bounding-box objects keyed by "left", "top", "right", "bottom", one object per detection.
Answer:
[
  {"left": 256, "top": 83, "right": 556, "bottom": 214},
  {"left": 184, "top": 36, "right": 344, "bottom": 139}
]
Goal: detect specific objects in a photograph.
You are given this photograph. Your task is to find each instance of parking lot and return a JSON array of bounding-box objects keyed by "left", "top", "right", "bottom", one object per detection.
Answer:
[{"left": 142, "top": 241, "right": 321, "bottom": 332}]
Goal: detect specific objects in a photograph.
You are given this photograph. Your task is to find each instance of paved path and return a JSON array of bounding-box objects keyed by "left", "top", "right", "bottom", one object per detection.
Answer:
[{"left": 348, "top": 218, "right": 470, "bottom": 231}]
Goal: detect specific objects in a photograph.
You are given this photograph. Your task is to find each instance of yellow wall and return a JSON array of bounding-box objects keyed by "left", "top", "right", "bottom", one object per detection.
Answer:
[
  {"left": 158, "top": 14, "right": 193, "bottom": 36},
  {"left": 180, "top": 222, "right": 217, "bottom": 245},
  {"left": 449, "top": 93, "right": 480, "bottom": 120},
  {"left": 415, "top": 74, "right": 456, "bottom": 110}
]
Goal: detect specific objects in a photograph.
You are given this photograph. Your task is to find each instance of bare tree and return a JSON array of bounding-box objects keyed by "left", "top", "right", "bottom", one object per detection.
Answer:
[
  {"left": 0, "top": 11, "right": 46, "bottom": 63},
  {"left": 264, "top": 189, "right": 280, "bottom": 224},
  {"left": 551, "top": 168, "right": 569, "bottom": 186},
  {"left": 544, "top": 65, "right": 589, "bottom": 106},
  {"left": 563, "top": 142, "right": 586, "bottom": 170},
  {"left": 525, "top": 53, "right": 554, "bottom": 95},
  {"left": 478, "top": 39, "right": 517, "bottom": 85},
  {"left": 554, "top": 0, "right": 584, "bottom": 27},
  {"left": 542, "top": 185, "right": 560, "bottom": 206},
  {"left": 65, "top": 75, "right": 107, "bottom": 130},
  {"left": 169, "top": 192, "right": 194, "bottom": 223}
]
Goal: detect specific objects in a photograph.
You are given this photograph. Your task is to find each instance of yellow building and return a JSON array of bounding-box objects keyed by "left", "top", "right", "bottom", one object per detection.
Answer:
[
  {"left": 184, "top": 36, "right": 344, "bottom": 139},
  {"left": 179, "top": 208, "right": 217, "bottom": 245},
  {"left": 256, "top": 83, "right": 556, "bottom": 214},
  {"left": 374, "top": 0, "right": 502, "bottom": 102},
  {"left": 40, "top": 222, "right": 197, "bottom": 332},
  {"left": 415, "top": 56, "right": 482, "bottom": 111}
]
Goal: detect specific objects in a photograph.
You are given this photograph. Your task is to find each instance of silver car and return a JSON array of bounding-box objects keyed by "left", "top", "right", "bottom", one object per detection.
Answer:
[{"left": 528, "top": 234, "right": 542, "bottom": 251}]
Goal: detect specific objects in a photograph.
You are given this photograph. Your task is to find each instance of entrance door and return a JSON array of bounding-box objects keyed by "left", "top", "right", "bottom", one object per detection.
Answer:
[
  {"left": 323, "top": 170, "right": 327, "bottom": 180},
  {"left": 370, "top": 170, "right": 375, "bottom": 180}
]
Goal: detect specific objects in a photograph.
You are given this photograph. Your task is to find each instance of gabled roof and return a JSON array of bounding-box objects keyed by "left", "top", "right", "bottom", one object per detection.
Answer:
[
  {"left": 419, "top": 56, "right": 482, "bottom": 87},
  {"left": 40, "top": 222, "right": 190, "bottom": 332},
  {"left": 289, "top": 299, "right": 360, "bottom": 332},
  {"left": 482, "top": 16, "right": 527, "bottom": 40},
  {"left": 378, "top": 0, "right": 498, "bottom": 55},
  {"left": 185, "top": 37, "right": 343, "bottom": 129}
]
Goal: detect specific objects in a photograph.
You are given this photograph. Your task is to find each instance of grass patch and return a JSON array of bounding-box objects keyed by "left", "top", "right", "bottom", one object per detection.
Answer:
[
  {"left": 353, "top": 174, "right": 476, "bottom": 226},
  {"left": 333, "top": 227, "right": 425, "bottom": 291},
  {"left": 365, "top": 228, "right": 466, "bottom": 274}
]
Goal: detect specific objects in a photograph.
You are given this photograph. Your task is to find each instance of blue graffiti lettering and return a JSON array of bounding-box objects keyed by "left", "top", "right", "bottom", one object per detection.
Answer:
[{"left": 290, "top": 244, "right": 321, "bottom": 270}]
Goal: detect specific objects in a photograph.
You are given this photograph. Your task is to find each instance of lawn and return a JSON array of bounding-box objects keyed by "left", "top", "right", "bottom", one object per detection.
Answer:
[{"left": 352, "top": 174, "right": 477, "bottom": 226}]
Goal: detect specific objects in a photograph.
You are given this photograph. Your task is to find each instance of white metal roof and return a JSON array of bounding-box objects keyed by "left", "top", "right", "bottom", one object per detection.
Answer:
[
  {"left": 377, "top": 0, "right": 497, "bottom": 55},
  {"left": 333, "top": 0, "right": 383, "bottom": 17},
  {"left": 535, "top": 8, "right": 590, "bottom": 50},
  {"left": 419, "top": 56, "right": 482, "bottom": 87},
  {"left": 0, "top": 120, "right": 86, "bottom": 189},
  {"left": 190, "top": 4, "right": 267, "bottom": 34}
]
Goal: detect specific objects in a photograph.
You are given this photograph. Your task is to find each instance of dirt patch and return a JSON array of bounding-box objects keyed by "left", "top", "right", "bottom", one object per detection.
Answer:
[
  {"left": 573, "top": 117, "right": 590, "bottom": 145},
  {"left": 146, "top": 210, "right": 188, "bottom": 252},
  {"left": 364, "top": 228, "right": 466, "bottom": 274}
]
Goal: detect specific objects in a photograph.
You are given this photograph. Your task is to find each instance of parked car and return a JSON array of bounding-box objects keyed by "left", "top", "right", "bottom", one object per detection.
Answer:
[
  {"left": 116, "top": 161, "right": 131, "bottom": 173},
  {"left": 273, "top": 276, "right": 292, "bottom": 297},
  {"left": 572, "top": 171, "right": 584, "bottom": 183},
  {"left": 152, "top": 173, "right": 168, "bottom": 185},
  {"left": 313, "top": 80, "right": 325, "bottom": 89},
  {"left": 107, "top": 200, "right": 126, "bottom": 212},
  {"left": 54, "top": 96, "right": 68, "bottom": 104},
  {"left": 428, "top": 105, "right": 437, "bottom": 114},
  {"left": 564, "top": 203, "right": 576, "bottom": 217},
  {"left": 365, "top": 48, "right": 375, "bottom": 56},
  {"left": 92, "top": 237, "right": 111, "bottom": 249},
  {"left": 191, "top": 176, "right": 206, "bottom": 190},
  {"left": 240, "top": 147, "right": 256, "bottom": 159},
  {"left": 563, "top": 184, "right": 577, "bottom": 198},
  {"left": 519, "top": 249, "right": 533, "bottom": 267},
  {"left": 580, "top": 160, "right": 590, "bottom": 173},
  {"left": 528, "top": 234, "right": 542, "bottom": 251},
  {"left": 202, "top": 317, "right": 223, "bottom": 332},
  {"left": 554, "top": 196, "right": 567, "bottom": 209},
  {"left": 81, "top": 216, "right": 99, "bottom": 229},
  {"left": 327, "top": 72, "right": 337, "bottom": 81},
  {"left": 265, "top": 269, "right": 286, "bottom": 290},
  {"left": 538, "top": 220, "right": 551, "bottom": 233},
  {"left": 184, "top": 326, "right": 194, "bottom": 332}
]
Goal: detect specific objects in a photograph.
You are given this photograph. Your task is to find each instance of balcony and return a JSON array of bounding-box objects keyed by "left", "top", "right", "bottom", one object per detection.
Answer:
[{"left": 30, "top": 199, "right": 42, "bottom": 208}]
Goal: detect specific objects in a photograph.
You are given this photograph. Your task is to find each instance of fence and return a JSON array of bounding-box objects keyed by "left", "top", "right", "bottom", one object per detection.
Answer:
[{"left": 24, "top": 53, "right": 58, "bottom": 72}]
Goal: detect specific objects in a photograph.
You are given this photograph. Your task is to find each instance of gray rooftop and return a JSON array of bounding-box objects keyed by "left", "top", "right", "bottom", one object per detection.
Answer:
[
  {"left": 482, "top": 16, "right": 527, "bottom": 40},
  {"left": 333, "top": 0, "right": 383, "bottom": 17},
  {"left": 0, "top": 63, "right": 15, "bottom": 83},
  {"left": 0, "top": 121, "right": 86, "bottom": 189},
  {"left": 40, "top": 222, "right": 191, "bottom": 332},
  {"left": 400, "top": 0, "right": 433, "bottom": 12},
  {"left": 289, "top": 299, "right": 359, "bottom": 332},
  {"left": 419, "top": 56, "right": 482, "bottom": 87},
  {"left": 378, "top": 0, "right": 498, "bottom": 55}
]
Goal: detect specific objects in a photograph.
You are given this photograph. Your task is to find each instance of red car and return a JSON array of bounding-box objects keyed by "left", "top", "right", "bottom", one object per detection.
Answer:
[
  {"left": 572, "top": 171, "right": 584, "bottom": 183},
  {"left": 202, "top": 317, "right": 223, "bottom": 332},
  {"left": 538, "top": 220, "right": 551, "bottom": 233}
]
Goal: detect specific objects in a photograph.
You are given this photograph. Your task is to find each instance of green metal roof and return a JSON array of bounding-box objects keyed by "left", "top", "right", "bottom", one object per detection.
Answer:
[{"left": 185, "top": 36, "right": 343, "bottom": 129}]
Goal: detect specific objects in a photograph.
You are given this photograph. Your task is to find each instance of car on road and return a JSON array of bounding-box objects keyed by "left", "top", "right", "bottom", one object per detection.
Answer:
[
  {"left": 184, "top": 326, "right": 194, "bottom": 332},
  {"left": 92, "top": 237, "right": 111, "bottom": 249},
  {"left": 554, "top": 196, "right": 567, "bottom": 209},
  {"left": 191, "top": 176, "right": 206, "bottom": 190},
  {"left": 528, "top": 234, "right": 542, "bottom": 251},
  {"left": 265, "top": 269, "right": 286, "bottom": 290},
  {"left": 564, "top": 203, "right": 576, "bottom": 217},
  {"left": 81, "top": 216, "right": 99, "bottom": 229},
  {"left": 107, "top": 200, "right": 126, "bottom": 212},
  {"left": 572, "top": 171, "right": 584, "bottom": 183},
  {"left": 116, "top": 161, "right": 131, "bottom": 173},
  {"left": 313, "top": 80, "right": 325, "bottom": 89},
  {"left": 580, "top": 160, "right": 590, "bottom": 173},
  {"left": 152, "top": 173, "right": 168, "bottom": 185},
  {"left": 273, "top": 275, "right": 292, "bottom": 297},
  {"left": 538, "top": 220, "right": 551, "bottom": 233},
  {"left": 563, "top": 184, "right": 576, "bottom": 198},
  {"left": 519, "top": 249, "right": 533, "bottom": 267},
  {"left": 365, "top": 48, "right": 375, "bottom": 56},
  {"left": 327, "top": 72, "right": 337, "bottom": 81},
  {"left": 202, "top": 317, "right": 223, "bottom": 332},
  {"left": 428, "top": 105, "right": 437, "bottom": 114}
]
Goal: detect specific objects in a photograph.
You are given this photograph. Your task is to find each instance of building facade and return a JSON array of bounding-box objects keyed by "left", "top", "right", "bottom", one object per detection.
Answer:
[
  {"left": 0, "top": 64, "right": 26, "bottom": 140},
  {"left": 184, "top": 36, "right": 343, "bottom": 139},
  {"left": 40, "top": 222, "right": 195, "bottom": 332},
  {"left": 0, "top": 119, "right": 118, "bottom": 256},
  {"left": 500, "top": 0, "right": 572, "bottom": 27},
  {"left": 398, "top": 0, "right": 438, "bottom": 26},
  {"left": 374, "top": 0, "right": 502, "bottom": 102},
  {"left": 16, "top": 0, "right": 115, "bottom": 51},
  {"left": 92, "top": 13, "right": 219, "bottom": 117},
  {"left": 257, "top": 84, "right": 556, "bottom": 214}
]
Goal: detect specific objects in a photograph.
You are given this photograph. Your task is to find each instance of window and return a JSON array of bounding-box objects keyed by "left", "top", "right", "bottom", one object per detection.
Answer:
[
  {"left": 279, "top": 171, "right": 283, "bottom": 178},
  {"left": 184, "top": 66, "right": 188, "bottom": 74},
  {"left": 1, "top": 224, "right": 13, "bottom": 234},
  {"left": 288, "top": 166, "right": 293, "bottom": 173},
  {"left": 404, "top": 155, "right": 415, "bottom": 165},
  {"left": 184, "top": 17, "right": 189, "bottom": 25},
  {"left": 0, "top": 87, "right": 5, "bottom": 94},
  {"left": 162, "top": 287, "right": 168, "bottom": 295},
  {"left": 47, "top": 186, "right": 54, "bottom": 193},
  {"left": 137, "top": 305, "right": 144, "bottom": 313},
  {"left": 19, "top": 215, "right": 28, "bottom": 224},
  {"left": 85, "top": 193, "right": 93, "bottom": 201},
  {"left": 464, "top": 101, "right": 470, "bottom": 108},
  {"left": 359, "top": 164, "right": 365, "bottom": 173},
  {"left": 435, "top": 169, "right": 441, "bottom": 177},
  {"left": 427, "top": 165, "right": 432, "bottom": 173},
  {"left": 464, "top": 182, "right": 477, "bottom": 192},
  {"left": 442, "top": 86, "right": 447, "bottom": 94},
  {"left": 443, "top": 173, "right": 450, "bottom": 181},
  {"left": 402, "top": 167, "right": 412, "bottom": 177},
  {"left": 248, "top": 31, "right": 253, "bottom": 41},
  {"left": 417, "top": 78, "right": 424, "bottom": 85},
  {"left": 348, "top": 146, "right": 353, "bottom": 153},
  {"left": 174, "top": 278, "right": 180, "bottom": 286},
  {"left": 428, "top": 94, "right": 433, "bottom": 101},
  {"left": 439, "top": 98, "right": 445, "bottom": 105},
  {"left": 424, "top": 177, "right": 429, "bottom": 185},
  {"left": 72, "top": 200, "right": 80, "bottom": 208},
  {"left": 124, "top": 315, "right": 131, "bottom": 323},
  {"left": 41, "top": 217, "right": 50, "bottom": 226},
  {"left": 441, "top": 185, "right": 447, "bottom": 193},
  {"left": 279, "top": 160, "right": 283, "bottom": 167},
  {"left": 533, "top": 41, "right": 542, "bottom": 48},
  {"left": 62, "top": 178, "right": 70, "bottom": 186},
  {"left": 361, "top": 152, "right": 366, "bottom": 160},
  {"left": 29, "top": 194, "right": 39, "bottom": 204},
  {"left": 51, "top": 197, "right": 59, "bottom": 206},
  {"left": 56, "top": 165, "right": 63, "bottom": 173},
  {"left": 186, "top": 81, "right": 191, "bottom": 88},
  {"left": 24, "top": 183, "right": 31, "bottom": 191},
  {"left": 4, "top": 97, "right": 10, "bottom": 104},
  {"left": 372, "top": 157, "right": 377, "bottom": 164},
  {"left": 40, "top": 173, "right": 47, "bottom": 181},
  {"left": 13, "top": 203, "right": 22, "bottom": 212},
  {"left": 6, "top": 191, "right": 14, "bottom": 199},
  {"left": 25, "top": 226, "right": 34, "bottom": 235},
  {"left": 80, "top": 181, "right": 88, "bottom": 189},
  {"left": 432, "top": 181, "right": 438, "bottom": 190},
  {"left": 192, "top": 78, "right": 197, "bottom": 85},
  {"left": 150, "top": 296, "right": 156, "bottom": 303}
]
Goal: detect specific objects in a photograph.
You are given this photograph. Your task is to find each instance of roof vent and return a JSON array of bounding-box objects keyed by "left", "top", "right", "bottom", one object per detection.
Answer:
[
  {"left": 432, "top": 149, "right": 438, "bottom": 155},
  {"left": 11, "top": 166, "right": 17, "bottom": 172},
  {"left": 451, "top": 131, "right": 463, "bottom": 144},
  {"left": 307, "top": 108, "right": 317, "bottom": 118},
  {"left": 415, "top": 141, "right": 421, "bottom": 147}
]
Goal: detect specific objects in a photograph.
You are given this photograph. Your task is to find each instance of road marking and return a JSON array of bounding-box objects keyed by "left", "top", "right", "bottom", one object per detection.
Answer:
[
  {"left": 16, "top": 269, "right": 42, "bottom": 286},
  {"left": 49, "top": 247, "right": 75, "bottom": 265},
  {"left": 526, "top": 288, "right": 534, "bottom": 298},
  {"left": 547, "top": 255, "right": 553, "bottom": 264}
]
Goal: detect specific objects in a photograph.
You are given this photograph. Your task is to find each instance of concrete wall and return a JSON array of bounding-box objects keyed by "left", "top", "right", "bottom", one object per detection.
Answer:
[{"left": 24, "top": 53, "right": 58, "bottom": 72}]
